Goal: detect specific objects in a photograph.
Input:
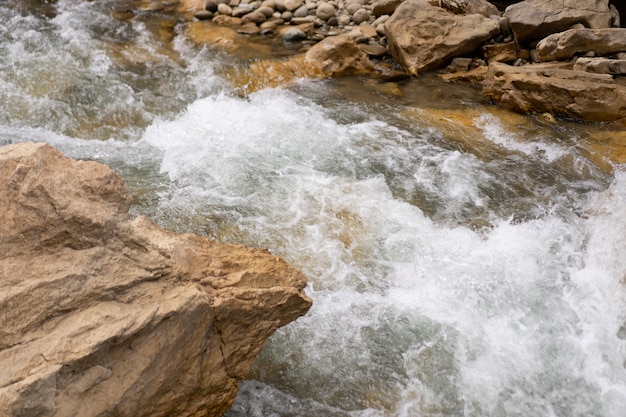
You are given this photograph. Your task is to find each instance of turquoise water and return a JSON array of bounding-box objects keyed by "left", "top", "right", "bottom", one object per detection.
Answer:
[{"left": 1, "top": 1, "right": 625, "bottom": 416}]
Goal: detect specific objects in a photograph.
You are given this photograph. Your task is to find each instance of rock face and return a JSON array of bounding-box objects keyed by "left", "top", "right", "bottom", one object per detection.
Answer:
[
  {"left": 0, "top": 143, "right": 312, "bottom": 417},
  {"left": 504, "top": 0, "right": 614, "bottom": 45},
  {"left": 385, "top": 0, "right": 500, "bottom": 74},
  {"left": 483, "top": 62, "right": 626, "bottom": 122},
  {"left": 536, "top": 28, "right": 626, "bottom": 61}
]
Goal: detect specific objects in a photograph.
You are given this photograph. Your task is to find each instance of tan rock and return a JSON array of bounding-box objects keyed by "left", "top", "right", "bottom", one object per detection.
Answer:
[
  {"left": 0, "top": 143, "right": 312, "bottom": 417},
  {"left": 536, "top": 28, "right": 626, "bottom": 62},
  {"left": 482, "top": 62, "right": 626, "bottom": 122},
  {"left": 227, "top": 35, "right": 375, "bottom": 93},
  {"left": 384, "top": 0, "right": 500, "bottom": 74},
  {"left": 504, "top": 0, "right": 613, "bottom": 45},
  {"left": 304, "top": 34, "right": 376, "bottom": 76},
  {"left": 372, "top": 0, "right": 403, "bottom": 16},
  {"left": 483, "top": 41, "right": 520, "bottom": 63}
]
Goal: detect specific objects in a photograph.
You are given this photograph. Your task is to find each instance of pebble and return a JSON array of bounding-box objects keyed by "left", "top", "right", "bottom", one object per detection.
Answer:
[
  {"left": 217, "top": 3, "right": 233, "bottom": 15},
  {"left": 284, "top": 0, "right": 304, "bottom": 11}
]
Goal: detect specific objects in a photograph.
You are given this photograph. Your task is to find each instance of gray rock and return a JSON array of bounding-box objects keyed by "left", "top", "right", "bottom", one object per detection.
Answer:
[
  {"left": 504, "top": 0, "right": 613, "bottom": 45},
  {"left": 574, "top": 57, "right": 626, "bottom": 74},
  {"left": 352, "top": 8, "right": 370, "bottom": 24},
  {"left": 282, "top": 27, "right": 308, "bottom": 41},
  {"left": 537, "top": 28, "right": 626, "bottom": 62},
  {"left": 294, "top": 4, "right": 309, "bottom": 17}
]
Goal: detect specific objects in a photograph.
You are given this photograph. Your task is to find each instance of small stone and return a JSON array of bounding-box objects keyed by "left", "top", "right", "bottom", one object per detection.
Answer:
[
  {"left": 372, "top": 14, "right": 389, "bottom": 27},
  {"left": 282, "top": 11, "right": 293, "bottom": 20},
  {"left": 358, "top": 42, "right": 387, "bottom": 57},
  {"left": 195, "top": 10, "right": 214, "bottom": 20},
  {"left": 294, "top": 5, "right": 308, "bottom": 17},
  {"left": 217, "top": 3, "right": 233, "bottom": 15},
  {"left": 242, "top": 10, "right": 267, "bottom": 24},
  {"left": 346, "top": 2, "right": 362, "bottom": 14},
  {"left": 316, "top": 3, "right": 336, "bottom": 20},
  {"left": 327, "top": 16, "right": 338, "bottom": 26},
  {"left": 284, "top": 0, "right": 303, "bottom": 11},
  {"left": 379, "top": 69, "right": 411, "bottom": 82},
  {"left": 282, "top": 27, "right": 308, "bottom": 41},
  {"left": 447, "top": 57, "right": 473, "bottom": 73},
  {"left": 232, "top": 5, "right": 253, "bottom": 17},
  {"left": 292, "top": 16, "right": 316, "bottom": 24},
  {"left": 375, "top": 23, "right": 385, "bottom": 36},
  {"left": 530, "top": 49, "right": 539, "bottom": 62},
  {"left": 352, "top": 8, "right": 370, "bottom": 24},
  {"left": 258, "top": 6, "right": 275, "bottom": 17},
  {"left": 338, "top": 13, "right": 351, "bottom": 26},
  {"left": 205, "top": 0, "right": 219, "bottom": 12}
]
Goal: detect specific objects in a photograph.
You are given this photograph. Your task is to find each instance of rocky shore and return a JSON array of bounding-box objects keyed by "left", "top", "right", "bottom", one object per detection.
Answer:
[{"left": 165, "top": 0, "right": 626, "bottom": 123}]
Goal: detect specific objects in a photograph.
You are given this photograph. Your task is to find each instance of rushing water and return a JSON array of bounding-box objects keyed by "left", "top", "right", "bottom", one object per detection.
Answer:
[{"left": 2, "top": 1, "right": 626, "bottom": 416}]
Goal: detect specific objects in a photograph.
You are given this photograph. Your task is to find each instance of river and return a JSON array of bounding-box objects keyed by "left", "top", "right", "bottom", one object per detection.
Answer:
[{"left": 1, "top": 1, "right": 626, "bottom": 416}]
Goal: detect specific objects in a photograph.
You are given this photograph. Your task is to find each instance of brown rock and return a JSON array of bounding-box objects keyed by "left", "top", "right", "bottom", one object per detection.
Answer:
[
  {"left": 482, "top": 62, "right": 626, "bottom": 122},
  {"left": 241, "top": 10, "right": 268, "bottom": 24},
  {"left": 536, "top": 28, "right": 626, "bottom": 62},
  {"left": 0, "top": 143, "right": 312, "bottom": 417},
  {"left": 372, "top": 0, "right": 404, "bottom": 17},
  {"left": 440, "top": 0, "right": 500, "bottom": 18},
  {"left": 483, "top": 41, "right": 520, "bottom": 63},
  {"left": 384, "top": 0, "right": 500, "bottom": 75},
  {"left": 304, "top": 35, "right": 376, "bottom": 76},
  {"left": 504, "top": 0, "right": 613, "bottom": 45}
]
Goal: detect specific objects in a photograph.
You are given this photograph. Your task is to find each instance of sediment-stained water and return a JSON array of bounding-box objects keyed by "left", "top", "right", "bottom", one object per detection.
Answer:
[{"left": 1, "top": 1, "right": 625, "bottom": 416}]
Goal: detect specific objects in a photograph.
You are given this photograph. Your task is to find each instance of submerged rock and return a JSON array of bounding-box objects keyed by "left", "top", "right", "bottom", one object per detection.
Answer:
[{"left": 0, "top": 143, "right": 312, "bottom": 417}]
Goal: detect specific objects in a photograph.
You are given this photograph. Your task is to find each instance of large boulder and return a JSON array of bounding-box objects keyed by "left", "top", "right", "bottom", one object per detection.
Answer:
[
  {"left": 482, "top": 62, "right": 626, "bottom": 122},
  {"left": 385, "top": 0, "right": 500, "bottom": 75},
  {"left": 504, "top": 0, "right": 613, "bottom": 45},
  {"left": 536, "top": 28, "right": 626, "bottom": 61},
  {"left": 0, "top": 143, "right": 312, "bottom": 417}
]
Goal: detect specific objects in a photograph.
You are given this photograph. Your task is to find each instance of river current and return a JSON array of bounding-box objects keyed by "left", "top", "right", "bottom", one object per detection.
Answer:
[{"left": 2, "top": 1, "right": 626, "bottom": 416}]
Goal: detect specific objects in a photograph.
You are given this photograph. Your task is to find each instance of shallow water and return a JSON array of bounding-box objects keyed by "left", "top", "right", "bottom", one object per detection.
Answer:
[{"left": 1, "top": 1, "right": 625, "bottom": 416}]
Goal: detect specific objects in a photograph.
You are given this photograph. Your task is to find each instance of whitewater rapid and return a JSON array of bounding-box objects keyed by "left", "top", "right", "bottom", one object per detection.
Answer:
[{"left": 1, "top": 1, "right": 625, "bottom": 416}]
